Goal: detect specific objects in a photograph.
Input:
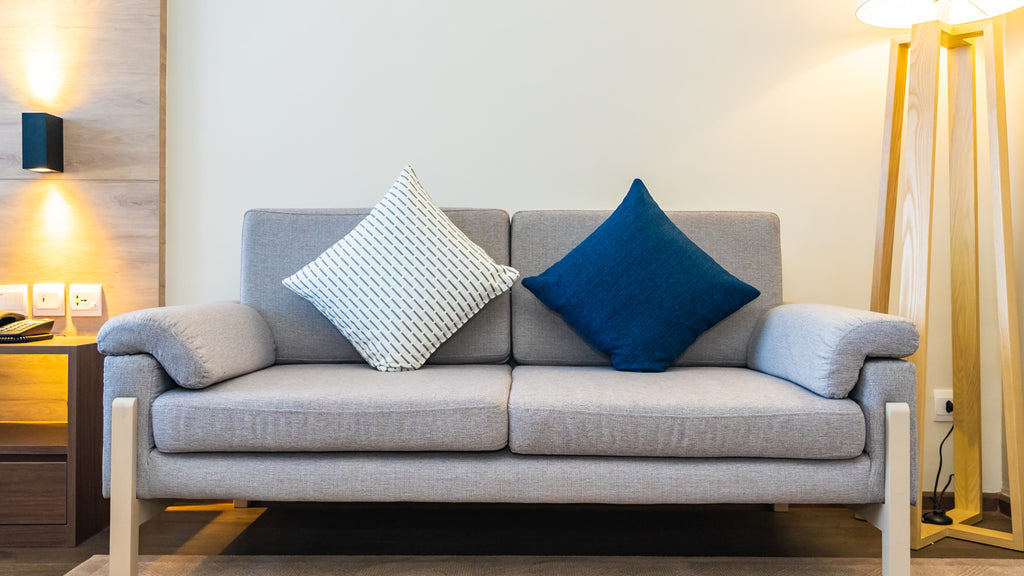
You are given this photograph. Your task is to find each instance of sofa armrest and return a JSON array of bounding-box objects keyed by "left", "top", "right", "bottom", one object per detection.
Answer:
[
  {"left": 850, "top": 359, "right": 919, "bottom": 505},
  {"left": 747, "top": 303, "right": 919, "bottom": 399},
  {"left": 102, "top": 354, "right": 177, "bottom": 498},
  {"left": 97, "top": 302, "right": 276, "bottom": 389}
]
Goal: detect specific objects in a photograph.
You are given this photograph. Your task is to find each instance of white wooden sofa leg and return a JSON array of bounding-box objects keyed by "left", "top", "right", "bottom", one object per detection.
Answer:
[
  {"left": 854, "top": 402, "right": 911, "bottom": 576},
  {"left": 110, "top": 398, "right": 166, "bottom": 576},
  {"left": 110, "top": 397, "right": 140, "bottom": 576}
]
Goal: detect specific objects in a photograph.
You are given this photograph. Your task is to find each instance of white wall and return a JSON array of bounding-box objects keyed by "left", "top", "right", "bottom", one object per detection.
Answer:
[{"left": 166, "top": 0, "right": 1024, "bottom": 495}]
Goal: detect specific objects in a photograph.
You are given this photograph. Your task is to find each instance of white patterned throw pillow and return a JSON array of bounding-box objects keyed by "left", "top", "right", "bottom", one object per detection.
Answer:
[{"left": 283, "top": 167, "right": 519, "bottom": 372}]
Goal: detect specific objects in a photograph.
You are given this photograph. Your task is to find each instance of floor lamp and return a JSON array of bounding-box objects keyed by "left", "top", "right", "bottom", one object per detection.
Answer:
[{"left": 856, "top": 0, "right": 1024, "bottom": 550}]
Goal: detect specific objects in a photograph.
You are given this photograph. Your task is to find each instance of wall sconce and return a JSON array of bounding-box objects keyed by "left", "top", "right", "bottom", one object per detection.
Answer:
[{"left": 22, "top": 112, "right": 63, "bottom": 173}]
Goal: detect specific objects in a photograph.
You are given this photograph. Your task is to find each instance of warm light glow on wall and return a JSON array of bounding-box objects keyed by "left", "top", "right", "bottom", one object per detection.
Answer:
[
  {"left": 0, "top": 4, "right": 98, "bottom": 111},
  {"left": 25, "top": 46, "right": 64, "bottom": 107},
  {"left": 11, "top": 181, "right": 113, "bottom": 283},
  {"left": 41, "top": 184, "right": 75, "bottom": 241}
]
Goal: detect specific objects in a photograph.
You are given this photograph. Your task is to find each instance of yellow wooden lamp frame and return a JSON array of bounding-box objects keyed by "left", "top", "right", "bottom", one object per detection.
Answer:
[{"left": 870, "top": 15, "right": 1024, "bottom": 550}]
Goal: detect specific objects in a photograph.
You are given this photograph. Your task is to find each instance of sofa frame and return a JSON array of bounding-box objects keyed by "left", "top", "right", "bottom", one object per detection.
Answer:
[
  {"left": 107, "top": 398, "right": 910, "bottom": 576},
  {"left": 99, "top": 208, "right": 917, "bottom": 576}
]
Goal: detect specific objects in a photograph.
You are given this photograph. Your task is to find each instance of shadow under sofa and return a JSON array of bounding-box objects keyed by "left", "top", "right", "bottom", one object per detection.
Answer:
[{"left": 97, "top": 208, "right": 919, "bottom": 576}]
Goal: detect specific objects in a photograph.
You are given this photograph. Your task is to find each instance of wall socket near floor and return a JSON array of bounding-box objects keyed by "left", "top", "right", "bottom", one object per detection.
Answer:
[
  {"left": 32, "top": 284, "right": 66, "bottom": 317},
  {"left": 0, "top": 284, "right": 29, "bottom": 315},
  {"left": 934, "top": 389, "right": 954, "bottom": 422},
  {"left": 69, "top": 284, "right": 103, "bottom": 317}
]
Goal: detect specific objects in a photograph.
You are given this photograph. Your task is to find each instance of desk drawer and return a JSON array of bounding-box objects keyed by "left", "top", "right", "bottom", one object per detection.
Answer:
[{"left": 0, "top": 462, "right": 66, "bottom": 524}]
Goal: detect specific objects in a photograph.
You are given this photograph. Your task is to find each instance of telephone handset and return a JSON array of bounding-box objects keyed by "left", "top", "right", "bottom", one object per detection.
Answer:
[{"left": 0, "top": 311, "right": 54, "bottom": 343}]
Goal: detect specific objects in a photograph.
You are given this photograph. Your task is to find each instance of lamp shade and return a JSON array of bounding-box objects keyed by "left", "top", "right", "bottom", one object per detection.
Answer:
[{"left": 856, "top": 0, "right": 1024, "bottom": 28}]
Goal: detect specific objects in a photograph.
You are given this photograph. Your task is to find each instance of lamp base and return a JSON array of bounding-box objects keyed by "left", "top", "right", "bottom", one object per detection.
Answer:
[{"left": 922, "top": 510, "right": 954, "bottom": 526}]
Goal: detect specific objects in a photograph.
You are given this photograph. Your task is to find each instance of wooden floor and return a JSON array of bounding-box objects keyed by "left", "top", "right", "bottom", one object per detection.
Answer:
[{"left": 2, "top": 502, "right": 1023, "bottom": 576}]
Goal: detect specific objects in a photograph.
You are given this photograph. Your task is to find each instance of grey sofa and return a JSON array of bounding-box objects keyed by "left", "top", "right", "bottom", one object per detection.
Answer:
[{"left": 98, "top": 208, "right": 919, "bottom": 576}]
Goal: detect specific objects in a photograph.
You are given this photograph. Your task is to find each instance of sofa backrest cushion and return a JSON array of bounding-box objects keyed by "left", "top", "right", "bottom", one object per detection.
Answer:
[
  {"left": 510, "top": 211, "right": 783, "bottom": 367},
  {"left": 242, "top": 208, "right": 513, "bottom": 365}
]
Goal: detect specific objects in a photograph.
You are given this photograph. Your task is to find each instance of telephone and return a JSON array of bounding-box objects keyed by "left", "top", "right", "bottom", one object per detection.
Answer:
[{"left": 0, "top": 311, "right": 54, "bottom": 343}]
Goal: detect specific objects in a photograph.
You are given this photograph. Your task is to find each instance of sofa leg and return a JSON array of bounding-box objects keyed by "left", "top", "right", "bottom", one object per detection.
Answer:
[
  {"left": 110, "top": 398, "right": 140, "bottom": 576},
  {"left": 110, "top": 398, "right": 167, "bottom": 576},
  {"left": 854, "top": 402, "right": 911, "bottom": 576}
]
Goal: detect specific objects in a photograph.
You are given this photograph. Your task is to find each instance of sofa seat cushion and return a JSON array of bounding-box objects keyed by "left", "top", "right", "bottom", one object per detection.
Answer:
[
  {"left": 508, "top": 366, "right": 864, "bottom": 459},
  {"left": 151, "top": 364, "right": 511, "bottom": 453}
]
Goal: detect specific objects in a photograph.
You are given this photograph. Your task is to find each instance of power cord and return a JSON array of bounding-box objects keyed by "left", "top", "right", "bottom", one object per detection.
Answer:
[{"left": 922, "top": 422, "right": 955, "bottom": 525}]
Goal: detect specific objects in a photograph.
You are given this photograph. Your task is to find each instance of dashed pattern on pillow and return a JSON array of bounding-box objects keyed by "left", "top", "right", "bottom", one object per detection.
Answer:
[{"left": 283, "top": 166, "right": 519, "bottom": 372}]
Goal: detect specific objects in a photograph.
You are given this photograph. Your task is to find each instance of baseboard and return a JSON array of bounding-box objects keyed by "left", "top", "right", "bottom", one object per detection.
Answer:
[{"left": 919, "top": 491, "right": 1010, "bottom": 516}]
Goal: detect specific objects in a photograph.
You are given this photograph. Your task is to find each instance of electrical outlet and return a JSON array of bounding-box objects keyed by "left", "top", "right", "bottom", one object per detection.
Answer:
[
  {"left": 0, "top": 284, "right": 29, "bottom": 315},
  {"left": 69, "top": 284, "right": 102, "bottom": 317},
  {"left": 934, "top": 389, "right": 954, "bottom": 422},
  {"left": 32, "top": 283, "right": 65, "bottom": 317}
]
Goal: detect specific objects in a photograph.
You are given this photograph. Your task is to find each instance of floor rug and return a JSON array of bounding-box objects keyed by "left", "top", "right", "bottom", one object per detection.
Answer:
[{"left": 64, "top": 555, "right": 1024, "bottom": 575}]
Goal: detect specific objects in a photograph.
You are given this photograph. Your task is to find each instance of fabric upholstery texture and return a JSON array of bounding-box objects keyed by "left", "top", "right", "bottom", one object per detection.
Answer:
[
  {"left": 747, "top": 303, "right": 920, "bottom": 399},
  {"left": 243, "top": 209, "right": 513, "bottom": 366},
  {"left": 140, "top": 449, "right": 874, "bottom": 504},
  {"left": 151, "top": 364, "right": 512, "bottom": 453},
  {"left": 101, "top": 354, "right": 176, "bottom": 499},
  {"left": 850, "top": 358, "right": 919, "bottom": 505},
  {"left": 508, "top": 366, "right": 864, "bottom": 459},
  {"left": 96, "top": 302, "right": 276, "bottom": 389},
  {"left": 98, "top": 205, "right": 917, "bottom": 512},
  {"left": 103, "top": 353, "right": 904, "bottom": 505},
  {"left": 511, "top": 211, "right": 782, "bottom": 367},
  {"left": 283, "top": 167, "right": 518, "bottom": 372},
  {"left": 521, "top": 180, "right": 759, "bottom": 372}
]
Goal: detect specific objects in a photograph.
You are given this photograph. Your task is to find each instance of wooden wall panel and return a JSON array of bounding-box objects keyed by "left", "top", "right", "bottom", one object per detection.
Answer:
[
  {"left": 0, "top": 180, "right": 160, "bottom": 334},
  {"left": 0, "top": 0, "right": 161, "bottom": 181},
  {"left": 0, "top": 0, "right": 163, "bottom": 334}
]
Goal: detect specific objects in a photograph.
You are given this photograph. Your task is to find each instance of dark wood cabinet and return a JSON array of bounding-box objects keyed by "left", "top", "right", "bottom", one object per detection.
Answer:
[{"left": 0, "top": 337, "right": 108, "bottom": 546}]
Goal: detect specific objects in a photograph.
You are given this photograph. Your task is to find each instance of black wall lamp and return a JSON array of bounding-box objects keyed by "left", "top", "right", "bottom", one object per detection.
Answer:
[{"left": 22, "top": 112, "right": 63, "bottom": 173}]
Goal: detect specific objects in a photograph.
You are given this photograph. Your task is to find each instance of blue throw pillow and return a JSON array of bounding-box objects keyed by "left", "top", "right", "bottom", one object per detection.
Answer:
[{"left": 521, "top": 179, "right": 760, "bottom": 372}]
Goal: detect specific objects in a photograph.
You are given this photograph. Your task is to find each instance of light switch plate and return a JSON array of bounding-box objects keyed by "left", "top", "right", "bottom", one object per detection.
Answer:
[
  {"left": 0, "top": 285, "right": 29, "bottom": 315},
  {"left": 32, "top": 283, "right": 65, "bottom": 317},
  {"left": 69, "top": 284, "right": 102, "bottom": 317}
]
